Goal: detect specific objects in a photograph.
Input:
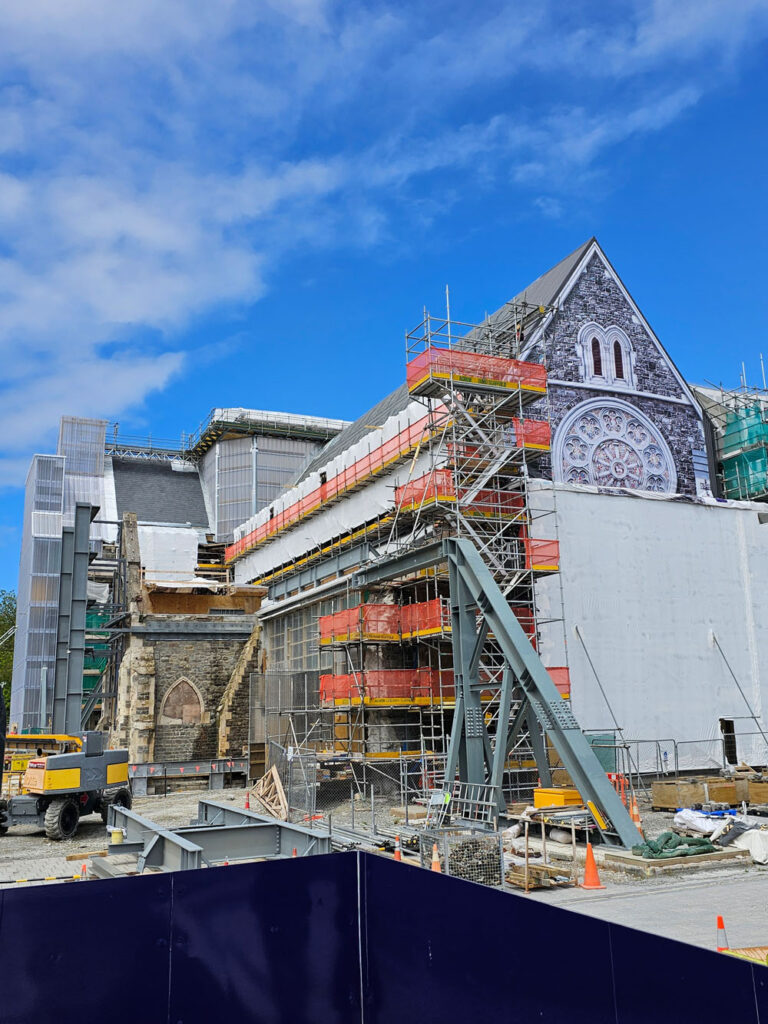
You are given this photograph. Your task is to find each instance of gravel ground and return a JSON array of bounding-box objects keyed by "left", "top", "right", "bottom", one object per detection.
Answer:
[
  {"left": 0, "top": 787, "right": 761, "bottom": 894},
  {"left": 0, "top": 786, "right": 251, "bottom": 887}
]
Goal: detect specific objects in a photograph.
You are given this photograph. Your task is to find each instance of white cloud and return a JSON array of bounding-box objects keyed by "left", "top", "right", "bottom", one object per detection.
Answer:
[{"left": 0, "top": 0, "right": 766, "bottom": 488}]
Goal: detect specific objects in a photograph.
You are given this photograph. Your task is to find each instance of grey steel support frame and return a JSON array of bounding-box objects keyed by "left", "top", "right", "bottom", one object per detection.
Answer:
[
  {"left": 53, "top": 502, "right": 93, "bottom": 735},
  {"left": 104, "top": 799, "right": 334, "bottom": 873},
  {"left": 442, "top": 538, "right": 641, "bottom": 848},
  {"left": 357, "top": 538, "right": 641, "bottom": 848}
]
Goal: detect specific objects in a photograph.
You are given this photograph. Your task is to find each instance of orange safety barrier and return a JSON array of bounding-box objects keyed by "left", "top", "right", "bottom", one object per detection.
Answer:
[
  {"left": 524, "top": 537, "right": 560, "bottom": 571},
  {"left": 546, "top": 667, "right": 570, "bottom": 698},
  {"left": 509, "top": 418, "right": 551, "bottom": 449},
  {"left": 406, "top": 348, "right": 547, "bottom": 394},
  {"left": 320, "top": 600, "right": 452, "bottom": 644},
  {"left": 226, "top": 408, "right": 444, "bottom": 563},
  {"left": 319, "top": 669, "right": 455, "bottom": 702},
  {"left": 319, "top": 604, "right": 401, "bottom": 643},
  {"left": 395, "top": 470, "right": 524, "bottom": 517},
  {"left": 400, "top": 599, "right": 449, "bottom": 638}
]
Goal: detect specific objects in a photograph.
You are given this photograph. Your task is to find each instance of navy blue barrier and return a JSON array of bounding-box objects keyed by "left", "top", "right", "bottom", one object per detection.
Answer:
[{"left": 0, "top": 851, "right": 765, "bottom": 1023}]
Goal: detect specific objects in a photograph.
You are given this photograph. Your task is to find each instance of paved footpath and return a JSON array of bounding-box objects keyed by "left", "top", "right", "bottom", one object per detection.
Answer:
[{"left": 527, "top": 866, "right": 768, "bottom": 951}]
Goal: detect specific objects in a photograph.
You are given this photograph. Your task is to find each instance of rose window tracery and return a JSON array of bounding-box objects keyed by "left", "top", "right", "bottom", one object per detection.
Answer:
[{"left": 555, "top": 400, "right": 676, "bottom": 493}]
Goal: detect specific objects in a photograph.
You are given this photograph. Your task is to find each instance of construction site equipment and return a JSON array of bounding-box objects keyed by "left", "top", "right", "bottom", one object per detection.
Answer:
[
  {"left": 356, "top": 536, "right": 642, "bottom": 848},
  {"left": 632, "top": 832, "right": 717, "bottom": 859},
  {"left": 0, "top": 504, "right": 131, "bottom": 840},
  {"left": 94, "top": 798, "right": 338, "bottom": 877},
  {"left": 533, "top": 786, "right": 583, "bottom": 808},
  {"left": 128, "top": 757, "right": 248, "bottom": 796}
]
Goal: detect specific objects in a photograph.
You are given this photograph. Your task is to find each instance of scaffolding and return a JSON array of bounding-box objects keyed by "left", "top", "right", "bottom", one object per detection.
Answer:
[
  {"left": 703, "top": 383, "right": 768, "bottom": 500},
  {"left": 253, "top": 307, "right": 570, "bottom": 807}
]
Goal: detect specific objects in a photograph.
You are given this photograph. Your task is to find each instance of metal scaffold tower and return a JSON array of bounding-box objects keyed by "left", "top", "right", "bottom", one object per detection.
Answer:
[{"left": 375, "top": 307, "right": 569, "bottom": 800}]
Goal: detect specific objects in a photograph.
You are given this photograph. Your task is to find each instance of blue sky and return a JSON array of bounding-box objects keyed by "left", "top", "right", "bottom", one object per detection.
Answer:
[{"left": 0, "top": 0, "right": 767, "bottom": 589}]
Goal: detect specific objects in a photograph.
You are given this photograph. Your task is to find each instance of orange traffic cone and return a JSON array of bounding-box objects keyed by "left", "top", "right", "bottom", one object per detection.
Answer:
[
  {"left": 430, "top": 843, "right": 441, "bottom": 872},
  {"left": 245, "top": 790, "right": 250, "bottom": 810},
  {"left": 394, "top": 835, "right": 402, "bottom": 862},
  {"left": 581, "top": 843, "right": 605, "bottom": 890},
  {"left": 292, "top": 847, "right": 297, "bottom": 858},
  {"left": 80, "top": 863, "right": 87, "bottom": 881},
  {"left": 716, "top": 915, "right": 729, "bottom": 952},
  {"left": 630, "top": 796, "right": 643, "bottom": 834}
]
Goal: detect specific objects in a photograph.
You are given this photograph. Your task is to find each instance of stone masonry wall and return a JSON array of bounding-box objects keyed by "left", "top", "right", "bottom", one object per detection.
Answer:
[
  {"left": 525, "top": 251, "right": 706, "bottom": 496},
  {"left": 152, "top": 637, "right": 246, "bottom": 761}
]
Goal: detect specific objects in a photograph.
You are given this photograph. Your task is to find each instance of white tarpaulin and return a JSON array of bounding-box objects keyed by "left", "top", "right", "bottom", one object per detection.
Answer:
[
  {"left": 138, "top": 525, "right": 201, "bottom": 583},
  {"left": 533, "top": 481, "right": 768, "bottom": 772}
]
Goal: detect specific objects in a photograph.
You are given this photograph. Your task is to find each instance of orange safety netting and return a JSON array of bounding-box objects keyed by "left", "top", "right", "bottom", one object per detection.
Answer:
[
  {"left": 406, "top": 348, "right": 547, "bottom": 393},
  {"left": 524, "top": 538, "right": 560, "bottom": 570},
  {"left": 319, "top": 669, "right": 455, "bottom": 702},
  {"left": 395, "top": 469, "right": 524, "bottom": 516},
  {"left": 226, "top": 409, "right": 437, "bottom": 562},
  {"left": 319, "top": 604, "right": 401, "bottom": 642},
  {"left": 546, "top": 667, "right": 570, "bottom": 698},
  {"left": 509, "top": 418, "right": 551, "bottom": 449},
  {"left": 400, "top": 598, "right": 449, "bottom": 637}
]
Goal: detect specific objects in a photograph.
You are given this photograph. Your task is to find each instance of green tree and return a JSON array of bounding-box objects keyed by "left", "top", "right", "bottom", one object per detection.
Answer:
[{"left": 0, "top": 590, "right": 16, "bottom": 713}]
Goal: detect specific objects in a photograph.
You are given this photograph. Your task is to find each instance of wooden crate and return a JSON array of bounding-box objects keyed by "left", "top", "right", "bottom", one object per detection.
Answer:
[
  {"left": 651, "top": 777, "right": 738, "bottom": 810},
  {"left": 748, "top": 781, "right": 768, "bottom": 804}
]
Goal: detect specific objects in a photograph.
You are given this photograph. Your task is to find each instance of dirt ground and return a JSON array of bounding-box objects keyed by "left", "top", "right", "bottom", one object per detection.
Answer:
[
  {"left": 0, "top": 786, "right": 250, "bottom": 886},
  {"left": 0, "top": 786, "right": 763, "bottom": 899}
]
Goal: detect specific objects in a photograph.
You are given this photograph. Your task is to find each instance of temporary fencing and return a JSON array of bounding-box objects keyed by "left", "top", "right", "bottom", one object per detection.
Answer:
[
  {"left": 394, "top": 469, "right": 525, "bottom": 518},
  {"left": 513, "top": 607, "right": 537, "bottom": 649},
  {"left": 319, "top": 604, "right": 401, "bottom": 644},
  {"left": 406, "top": 348, "right": 547, "bottom": 397},
  {"left": 319, "top": 599, "right": 451, "bottom": 645},
  {"left": 546, "top": 667, "right": 571, "bottom": 699},
  {"left": 523, "top": 537, "right": 560, "bottom": 571},
  {"left": 319, "top": 669, "right": 455, "bottom": 703}
]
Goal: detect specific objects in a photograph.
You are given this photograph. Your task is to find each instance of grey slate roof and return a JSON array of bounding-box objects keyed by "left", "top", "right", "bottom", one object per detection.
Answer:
[
  {"left": 511, "top": 237, "right": 594, "bottom": 308},
  {"left": 112, "top": 458, "right": 210, "bottom": 528},
  {"left": 297, "top": 239, "right": 595, "bottom": 484},
  {"left": 298, "top": 383, "right": 411, "bottom": 482}
]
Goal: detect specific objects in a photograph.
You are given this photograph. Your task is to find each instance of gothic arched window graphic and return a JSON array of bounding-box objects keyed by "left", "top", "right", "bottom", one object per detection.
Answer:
[
  {"left": 160, "top": 678, "right": 203, "bottom": 725},
  {"left": 591, "top": 337, "right": 603, "bottom": 377},
  {"left": 554, "top": 398, "right": 676, "bottom": 493},
  {"left": 614, "top": 340, "right": 624, "bottom": 380}
]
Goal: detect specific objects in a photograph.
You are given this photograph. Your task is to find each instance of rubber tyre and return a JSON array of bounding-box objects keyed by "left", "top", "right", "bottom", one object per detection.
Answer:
[
  {"left": 44, "top": 798, "right": 80, "bottom": 841},
  {"left": 100, "top": 787, "right": 132, "bottom": 824}
]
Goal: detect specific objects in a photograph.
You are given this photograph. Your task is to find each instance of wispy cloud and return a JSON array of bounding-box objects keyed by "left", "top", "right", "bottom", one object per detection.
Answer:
[{"left": 0, "top": 0, "right": 767, "bottom": 484}]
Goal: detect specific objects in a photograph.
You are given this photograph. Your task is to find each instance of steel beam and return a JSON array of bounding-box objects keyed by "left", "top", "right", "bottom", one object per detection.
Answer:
[{"left": 443, "top": 537, "right": 641, "bottom": 848}]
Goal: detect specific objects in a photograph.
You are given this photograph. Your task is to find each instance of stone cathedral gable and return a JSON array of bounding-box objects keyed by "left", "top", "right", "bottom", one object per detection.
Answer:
[{"left": 518, "top": 240, "right": 710, "bottom": 498}]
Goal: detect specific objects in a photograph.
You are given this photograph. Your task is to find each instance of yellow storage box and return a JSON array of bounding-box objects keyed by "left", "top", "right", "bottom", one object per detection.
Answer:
[{"left": 533, "top": 786, "right": 583, "bottom": 808}]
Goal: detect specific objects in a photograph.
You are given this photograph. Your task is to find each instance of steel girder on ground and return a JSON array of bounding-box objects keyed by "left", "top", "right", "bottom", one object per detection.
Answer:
[{"left": 100, "top": 799, "right": 335, "bottom": 874}]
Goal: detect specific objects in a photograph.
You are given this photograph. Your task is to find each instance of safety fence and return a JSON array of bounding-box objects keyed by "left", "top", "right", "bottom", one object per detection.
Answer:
[
  {"left": 268, "top": 740, "right": 318, "bottom": 822},
  {"left": 0, "top": 851, "right": 760, "bottom": 1023},
  {"left": 319, "top": 669, "right": 455, "bottom": 702},
  {"left": 319, "top": 598, "right": 451, "bottom": 645},
  {"left": 394, "top": 468, "right": 525, "bottom": 516},
  {"left": 406, "top": 347, "right": 547, "bottom": 396},
  {"left": 319, "top": 666, "right": 570, "bottom": 703}
]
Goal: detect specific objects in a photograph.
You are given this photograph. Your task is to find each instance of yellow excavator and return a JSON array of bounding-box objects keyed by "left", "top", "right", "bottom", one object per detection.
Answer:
[{"left": 0, "top": 697, "right": 131, "bottom": 840}]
